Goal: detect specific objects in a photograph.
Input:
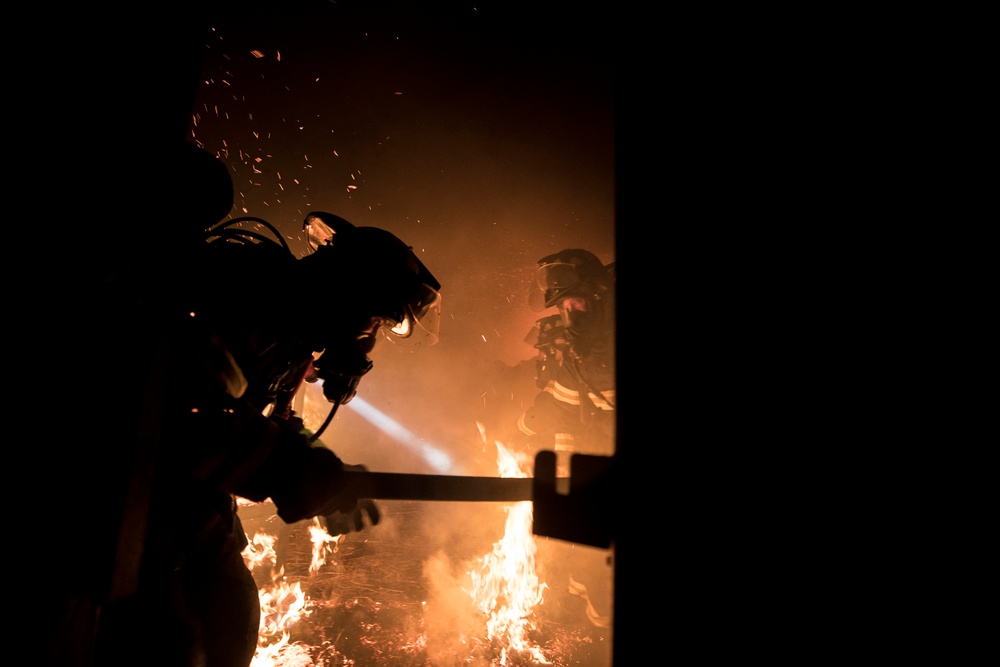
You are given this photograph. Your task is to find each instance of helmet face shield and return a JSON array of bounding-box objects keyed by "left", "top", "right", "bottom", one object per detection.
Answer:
[
  {"left": 386, "top": 283, "right": 441, "bottom": 347},
  {"left": 529, "top": 261, "right": 583, "bottom": 312}
]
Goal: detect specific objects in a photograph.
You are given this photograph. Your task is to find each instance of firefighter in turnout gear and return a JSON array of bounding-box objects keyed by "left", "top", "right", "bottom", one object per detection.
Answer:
[
  {"left": 77, "top": 148, "right": 443, "bottom": 667},
  {"left": 513, "top": 248, "right": 616, "bottom": 477},
  {"left": 498, "top": 248, "right": 616, "bottom": 632}
]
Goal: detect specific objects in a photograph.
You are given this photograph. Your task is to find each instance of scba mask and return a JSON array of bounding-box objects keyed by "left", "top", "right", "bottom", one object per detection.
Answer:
[
  {"left": 556, "top": 295, "right": 594, "bottom": 334},
  {"left": 311, "top": 333, "right": 374, "bottom": 405},
  {"left": 300, "top": 212, "right": 443, "bottom": 403}
]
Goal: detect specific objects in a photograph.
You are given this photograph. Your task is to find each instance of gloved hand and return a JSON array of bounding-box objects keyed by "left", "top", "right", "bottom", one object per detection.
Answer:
[
  {"left": 314, "top": 463, "right": 381, "bottom": 536},
  {"left": 258, "top": 440, "right": 380, "bottom": 525},
  {"left": 323, "top": 498, "right": 381, "bottom": 536},
  {"left": 314, "top": 463, "right": 369, "bottom": 513}
]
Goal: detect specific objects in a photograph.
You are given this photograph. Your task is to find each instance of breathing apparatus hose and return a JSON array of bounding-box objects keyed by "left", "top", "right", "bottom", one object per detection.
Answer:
[
  {"left": 308, "top": 400, "right": 340, "bottom": 443},
  {"left": 204, "top": 216, "right": 293, "bottom": 254}
]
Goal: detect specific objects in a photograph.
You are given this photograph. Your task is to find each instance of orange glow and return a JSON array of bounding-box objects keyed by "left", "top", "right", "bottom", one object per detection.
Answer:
[
  {"left": 252, "top": 577, "right": 311, "bottom": 667},
  {"left": 308, "top": 516, "right": 342, "bottom": 574},
  {"left": 235, "top": 428, "right": 603, "bottom": 664},
  {"left": 242, "top": 530, "right": 277, "bottom": 572},
  {"left": 243, "top": 526, "right": 323, "bottom": 665},
  {"left": 467, "top": 434, "right": 550, "bottom": 664}
]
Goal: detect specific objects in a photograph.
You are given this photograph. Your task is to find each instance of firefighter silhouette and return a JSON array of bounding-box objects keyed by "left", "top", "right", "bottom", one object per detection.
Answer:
[{"left": 83, "top": 145, "right": 443, "bottom": 667}]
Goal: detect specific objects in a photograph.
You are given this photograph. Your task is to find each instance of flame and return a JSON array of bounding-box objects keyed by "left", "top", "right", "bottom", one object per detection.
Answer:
[
  {"left": 246, "top": 518, "right": 343, "bottom": 665},
  {"left": 249, "top": 638, "right": 313, "bottom": 667},
  {"left": 258, "top": 577, "right": 309, "bottom": 640},
  {"left": 242, "top": 530, "right": 278, "bottom": 571},
  {"left": 243, "top": 529, "right": 309, "bottom": 650},
  {"left": 250, "top": 572, "right": 312, "bottom": 667},
  {"left": 235, "top": 427, "right": 601, "bottom": 665},
  {"left": 308, "top": 516, "right": 342, "bottom": 574},
  {"left": 244, "top": 528, "right": 309, "bottom": 665},
  {"left": 468, "top": 432, "right": 550, "bottom": 665}
]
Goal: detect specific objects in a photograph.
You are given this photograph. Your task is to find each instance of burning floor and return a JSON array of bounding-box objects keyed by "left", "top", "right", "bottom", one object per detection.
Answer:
[{"left": 239, "top": 496, "right": 613, "bottom": 666}]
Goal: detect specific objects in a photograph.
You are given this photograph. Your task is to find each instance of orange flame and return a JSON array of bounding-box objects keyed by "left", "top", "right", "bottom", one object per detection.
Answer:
[
  {"left": 258, "top": 578, "right": 309, "bottom": 640},
  {"left": 242, "top": 530, "right": 278, "bottom": 571},
  {"left": 308, "top": 516, "right": 342, "bottom": 574},
  {"left": 251, "top": 574, "right": 312, "bottom": 666},
  {"left": 468, "top": 433, "right": 550, "bottom": 664},
  {"left": 246, "top": 517, "right": 343, "bottom": 665}
]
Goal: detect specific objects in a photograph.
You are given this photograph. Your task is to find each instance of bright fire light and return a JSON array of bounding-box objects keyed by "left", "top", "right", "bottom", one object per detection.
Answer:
[
  {"left": 243, "top": 530, "right": 277, "bottom": 571},
  {"left": 308, "top": 516, "right": 342, "bottom": 573},
  {"left": 239, "top": 427, "right": 566, "bottom": 665},
  {"left": 467, "top": 434, "right": 550, "bottom": 665},
  {"left": 243, "top": 528, "right": 319, "bottom": 666}
]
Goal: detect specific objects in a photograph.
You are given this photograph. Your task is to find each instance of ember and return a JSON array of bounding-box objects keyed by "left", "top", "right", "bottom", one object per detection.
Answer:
[{"left": 237, "top": 440, "right": 611, "bottom": 666}]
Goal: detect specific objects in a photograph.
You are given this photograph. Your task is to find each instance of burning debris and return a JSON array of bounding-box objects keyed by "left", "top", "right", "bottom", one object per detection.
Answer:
[
  {"left": 238, "top": 441, "right": 612, "bottom": 666},
  {"left": 468, "top": 441, "right": 549, "bottom": 664}
]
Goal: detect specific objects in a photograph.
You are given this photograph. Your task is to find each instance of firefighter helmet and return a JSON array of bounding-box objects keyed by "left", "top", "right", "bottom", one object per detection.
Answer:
[
  {"left": 298, "top": 212, "right": 442, "bottom": 347},
  {"left": 528, "top": 248, "right": 610, "bottom": 312}
]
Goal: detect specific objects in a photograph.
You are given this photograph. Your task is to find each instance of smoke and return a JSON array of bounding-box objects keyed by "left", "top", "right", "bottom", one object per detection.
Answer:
[
  {"left": 421, "top": 549, "right": 484, "bottom": 665},
  {"left": 200, "top": 5, "right": 616, "bottom": 662},
  {"left": 190, "top": 2, "right": 614, "bottom": 481}
]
